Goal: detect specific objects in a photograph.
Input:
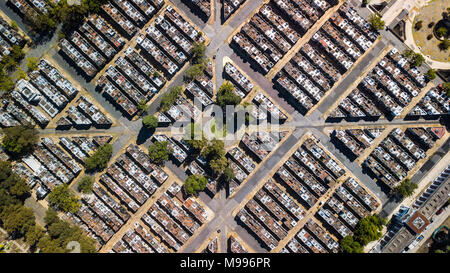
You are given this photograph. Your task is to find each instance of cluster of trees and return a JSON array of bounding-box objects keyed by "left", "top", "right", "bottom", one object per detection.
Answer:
[
  {"left": 368, "top": 13, "right": 385, "bottom": 31},
  {"left": 340, "top": 214, "right": 386, "bottom": 253},
  {"left": 0, "top": 161, "right": 32, "bottom": 239},
  {"left": 0, "top": 160, "right": 96, "bottom": 252},
  {"left": 23, "top": 0, "right": 110, "bottom": 35},
  {"left": 396, "top": 179, "right": 418, "bottom": 199},
  {"left": 0, "top": 45, "right": 25, "bottom": 92},
  {"left": 403, "top": 50, "right": 425, "bottom": 67},
  {"left": 1, "top": 125, "right": 39, "bottom": 157},
  {"left": 84, "top": 143, "right": 113, "bottom": 171},
  {"left": 184, "top": 42, "right": 208, "bottom": 81},
  {"left": 184, "top": 123, "right": 234, "bottom": 180},
  {"left": 159, "top": 86, "right": 183, "bottom": 112},
  {"left": 216, "top": 81, "right": 242, "bottom": 107},
  {"left": 37, "top": 208, "right": 97, "bottom": 253},
  {"left": 148, "top": 141, "right": 172, "bottom": 165},
  {"left": 77, "top": 176, "right": 93, "bottom": 194}
]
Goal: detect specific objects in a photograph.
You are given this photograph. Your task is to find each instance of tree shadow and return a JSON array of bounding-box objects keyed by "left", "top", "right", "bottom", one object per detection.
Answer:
[{"left": 136, "top": 126, "right": 155, "bottom": 145}]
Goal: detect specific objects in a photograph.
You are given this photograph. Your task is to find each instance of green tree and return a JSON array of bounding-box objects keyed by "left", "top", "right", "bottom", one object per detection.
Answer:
[
  {"left": 425, "top": 69, "right": 436, "bottom": 80},
  {"left": 0, "top": 204, "right": 35, "bottom": 236},
  {"left": 439, "top": 39, "right": 450, "bottom": 50},
  {"left": 44, "top": 208, "right": 60, "bottom": 227},
  {"left": 340, "top": 236, "right": 363, "bottom": 253},
  {"left": 10, "top": 45, "right": 25, "bottom": 63},
  {"left": 1, "top": 125, "right": 39, "bottom": 156},
  {"left": 10, "top": 20, "right": 18, "bottom": 31},
  {"left": 142, "top": 115, "right": 158, "bottom": 130},
  {"left": 184, "top": 174, "right": 208, "bottom": 195},
  {"left": 47, "top": 184, "right": 81, "bottom": 214},
  {"left": 15, "top": 67, "right": 26, "bottom": 81},
  {"left": 396, "top": 179, "right": 418, "bottom": 198},
  {"left": 201, "top": 139, "right": 228, "bottom": 175},
  {"left": 148, "top": 141, "right": 172, "bottom": 165},
  {"left": 185, "top": 63, "right": 205, "bottom": 81},
  {"left": 216, "top": 81, "right": 242, "bottom": 107},
  {"left": 184, "top": 123, "right": 208, "bottom": 155},
  {"left": 84, "top": 143, "right": 113, "bottom": 171},
  {"left": 137, "top": 99, "right": 149, "bottom": 113},
  {"left": 202, "top": 138, "right": 225, "bottom": 159},
  {"left": 442, "top": 82, "right": 450, "bottom": 97},
  {"left": 411, "top": 53, "right": 425, "bottom": 67},
  {"left": 25, "top": 225, "right": 45, "bottom": 247},
  {"left": 38, "top": 218, "right": 97, "bottom": 253},
  {"left": 26, "top": 57, "right": 39, "bottom": 72},
  {"left": 0, "top": 161, "right": 30, "bottom": 212},
  {"left": 222, "top": 165, "right": 235, "bottom": 182},
  {"left": 414, "top": 20, "right": 423, "bottom": 30},
  {"left": 0, "top": 72, "right": 14, "bottom": 92},
  {"left": 210, "top": 156, "right": 228, "bottom": 175},
  {"left": 403, "top": 49, "right": 414, "bottom": 59},
  {"left": 353, "top": 215, "right": 385, "bottom": 246},
  {"left": 436, "top": 27, "right": 448, "bottom": 38},
  {"left": 192, "top": 42, "right": 206, "bottom": 64},
  {"left": 159, "top": 86, "right": 183, "bottom": 112},
  {"left": 77, "top": 176, "right": 93, "bottom": 194},
  {"left": 368, "top": 13, "right": 385, "bottom": 31}
]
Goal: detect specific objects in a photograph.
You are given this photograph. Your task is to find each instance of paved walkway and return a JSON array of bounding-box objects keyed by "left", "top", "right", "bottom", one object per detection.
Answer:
[{"left": 382, "top": 0, "right": 450, "bottom": 69}]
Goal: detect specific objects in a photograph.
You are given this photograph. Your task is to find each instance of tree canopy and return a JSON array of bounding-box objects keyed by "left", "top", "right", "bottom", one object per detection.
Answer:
[
  {"left": 442, "top": 82, "right": 450, "bottom": 97},
  {"left": 185, "top": 63, "right": 205, "bottom": 81},
  {"left": 142, "top": 115, "right": 158, "bottom": 130},
  {"left": 38, "top": 209, "right": 97, "bottom": 253},
  {"left": 353, "top": 215, "right": 386, "bottom": 246},
  {"left": 1, "top": 125, "right": 39, "bottom": 156},
  {"left": 222, "top": 165, "right": 235, "bottom": 182},
  {"left": 137, "top": 99, "right": 149, "bottom": 113},
  {"left": 339, "top": 215, "right": 385, "bottom": 252},
  {"left": 47, "top": 184, "right": 81, "bottom": 214},
  {"left": 192, "top": 42, "right": 206, "bottom": 64},
  {"left": 184, "top": 174, "right": 208, "bottom": 195},
  {"left": 159, "top": 86, "right": 183, "bottom": 112},
  {"left": 77, "top": 176, "right": 93, "bottom": 194},
  {"left": 340, "top": 236, "right": 363, "bottom": 253},
  {"left": 148, "top": 141, "right": 172, "bottom": 165},
  {"left": 84, "top": 143, "right": 113, "bottom": 171},
  {"left": 425, "top": 69, "right": 436, "bottom": 80},
  {"left": 0, "top": 160, "right": 30, "bottom": 210},
  {"left": 184, "top": 123, "right": 208, "bottom": 155},
  {"left": 368, "top": 14, "right": 385, "bottom": 31},
  {"left": 216, "top": 81, "right": 242, "bottom": 107},
  {"left": 396, "top": 179, "right": 418, "bottom": 199},
  {"left": 26, "top": 57, "right": 39, "bottom": 72},
  {"left": 0, "top": 204, "right": 35, "bottom": 237},
  {"left": 436, "top": 27, "right": 448, "bottom": 38},
  {"left": 201, "top": 139, "right": 228, "bottom": 175},
  {"left": 403, "top": 50, "right": 425, "bottom": 67},
  {"left": 439, "top": 39, "right": 450, "bottom": 51}
]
